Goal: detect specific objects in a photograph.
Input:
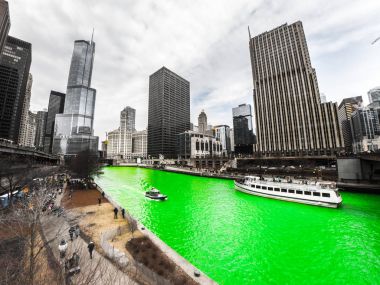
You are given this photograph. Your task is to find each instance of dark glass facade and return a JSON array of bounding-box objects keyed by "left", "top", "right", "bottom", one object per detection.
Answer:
[
  {"left": 148, "top": 67, "right": 190, "bottom": 158},
  {"left": 0, "top": 0, "right": 10, "bottom": 57},
  {"left": 35, "top": 110, "right": 47, "bottom": 150},
  {"left": 44, "top": 91, "right": 65, "bottom": 153},
  {"left": 0, "top": 36, "right": 31, "bottom": 143},
  {"left": 232, "top": 104, "right": 255, "bottom": 155}
]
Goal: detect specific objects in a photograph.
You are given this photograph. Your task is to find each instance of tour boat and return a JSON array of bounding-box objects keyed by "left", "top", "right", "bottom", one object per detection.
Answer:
[
  {"left": 145, "top": 188, "right": 167, "bottom": 201},
  {"left": 234, "top": 176, "right": 342, "bottom": 208}
]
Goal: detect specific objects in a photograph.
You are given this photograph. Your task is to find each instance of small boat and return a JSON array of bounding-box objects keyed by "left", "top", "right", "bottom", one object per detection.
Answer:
[
  {"left": 234, "top": 176, "right": 342, "bottom": 208},
  {"left": 145, "top": 188, "right": 167, "bottom": 201}
]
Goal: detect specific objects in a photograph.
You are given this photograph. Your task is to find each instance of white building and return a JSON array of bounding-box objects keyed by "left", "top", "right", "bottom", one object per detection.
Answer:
[
  {"left": 213, "top": 125, "right": 231, "bottom": 156},
  {"left": 24, "top": 110, "right": 36, "bottom": 147}
]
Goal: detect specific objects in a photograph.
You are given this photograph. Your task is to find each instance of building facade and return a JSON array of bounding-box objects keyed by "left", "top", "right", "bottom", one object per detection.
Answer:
[
  {"left": 338, "top": 96, "right": 363, "bottom": 153},
  {"left": 232, "top": 104, "right": 255, "bottom": 155},
  {"left": 198, "top": 110, "right": 207, "bottom": 134},
  {"left": 176, "top": 130, "right": 222, "bottom": 159},
  {"left": 0, "top": 36, "right": 31, "bottom": 143},
  {"left": 351, "top": 107, "right": 380, "bottom": 153},
  {"left": 249, "top": 21, "right": 343, "bottom": 157},
  {"left": 147, "top": 67, "right": 190, "bottom": 158},
  {"left": 44, "top": 91, "right": 65, "bottom": 153},
  {"left": 24, "top": 110, "right": 36, "bottom": 147},
  {"left": 0, "top": 0, "right": 10, "bottom": 57},
  {"left": 368, "top": 87, "right": 380, "bottom": 104},
  {"left": 53, "top": 39, "right": 98, "bottom": 155},
  {"left": 34, "top": 110, "right": 47, "bottom": 150},
  {"left": 120, "top": 106, "right": 136, "bottom": 132},
  {"left": 213, "top": 125, "right": 231, "bottom": 156},
  {"left": 18, "top": 73, "right": 32, "bottom": 145}
]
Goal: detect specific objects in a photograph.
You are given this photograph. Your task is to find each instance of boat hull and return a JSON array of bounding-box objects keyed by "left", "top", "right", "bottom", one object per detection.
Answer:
[
  {"left": 145, "top": 194, "right": 167, "bottom": 201},
  {"left": 234, "top": 181, "right": 340, "bottom": 208}
]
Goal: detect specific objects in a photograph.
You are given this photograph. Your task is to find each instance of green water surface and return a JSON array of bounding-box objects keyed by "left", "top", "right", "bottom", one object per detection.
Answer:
[{"left": 95, "top": 167, "right": 380, "bottom": 285}]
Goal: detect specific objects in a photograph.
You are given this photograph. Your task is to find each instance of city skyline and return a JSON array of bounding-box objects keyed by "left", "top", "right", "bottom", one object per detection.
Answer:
[{"left": 7, "top": 0, "right": 380, "bottom": 142}]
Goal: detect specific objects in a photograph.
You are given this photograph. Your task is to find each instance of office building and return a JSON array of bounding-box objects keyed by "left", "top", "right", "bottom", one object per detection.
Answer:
[
  {"left": 44, "top": 91, "right": 65, "bottom": 153},
  {"left": 18, "top": 73, "right": 32, "bottom": 145},
  {"left": 35, "top": 110, "right": 47, "bottom": 150},
  {"left": 198, "top": 110, "right": 207, "bottom": 134},
  {"left": 230, "top": 128, "right": 235, "bottom": 152},
  {"left": 338, "top": 96, "right": 363, "bottom": 153},
  {"left": 24, "top": 110, "right": 36, "bottom": 147},
  {"left": 214, "top": 125, "right": 231, "bottom": 156},
  {"left": 147, "top": 67, "right": 190, "bottom": 158},
  {"left": 368, "top": 87, "right": 380, "bottom": 104},
  {"left": 0, "top": 0, "right": 10, "bottom": 57},
  {"left": 121, "top": 106, "right": 136, "bottom": 132},
  {"left": 176, "top": 130, "right": 222, "bottom": 159},
  {"left": 232, "top": 104, "right": 255, "bottom": 154},
  {"left": 0, "top": 36, "right": 31, "bottom": 143},
  {"left": 249, "top": 21, "right": 343, "bottom": 157},
  {"left": 351, "top": 107, "right": 380, "bottom": 153},
  {"left": 53, "top": 39, "right": 98, "bottom": 155}
]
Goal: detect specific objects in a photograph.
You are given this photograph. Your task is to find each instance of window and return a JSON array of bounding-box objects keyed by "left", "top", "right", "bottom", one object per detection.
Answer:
[
  {"left": 281, "top": 189, "right": 287, "bottom": 193},
  {"left": 312, "top": 192, "right": 321, "bottom": 197},
  {"left": 296, "top": 190, "right": 303, "bottom": 195},
  {"left": 288, "top": 189, "right": 295, "bottom": 193},
  {"left": 304, "top": 191, "right": 311, "bottom": 195},
  {"left": 255, "top": 185, "right": 260, "bottom": 189},
  {"left": 322, "top": 193, "right": 330, "bottom": 198},
  {"left": 268, "top": 187, "right": 273, "bottom": 191},
  {"left": 262, "top": 186, "right": 267, "bottom": 190},
  {"left": 274, "top": 188, "right": 280, "bottom": 192}
]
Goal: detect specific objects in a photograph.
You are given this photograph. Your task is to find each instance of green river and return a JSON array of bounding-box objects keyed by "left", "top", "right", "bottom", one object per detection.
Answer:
[{"left": 95, "top": 166, "right": 380, "bottom": 285}]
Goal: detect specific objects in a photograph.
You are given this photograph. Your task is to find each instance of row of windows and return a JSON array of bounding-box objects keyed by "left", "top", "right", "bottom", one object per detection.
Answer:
[{"left": 253, "top": 184, "right": 330, "bottom": 197}]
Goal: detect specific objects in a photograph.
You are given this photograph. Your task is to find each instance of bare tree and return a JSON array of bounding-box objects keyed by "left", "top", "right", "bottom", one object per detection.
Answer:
[
  {"left": 65, "top": 150, "right": 100, "bottom": 180},
  {"left": 125, "top": 213, "right": 138, "bottom": 239}
]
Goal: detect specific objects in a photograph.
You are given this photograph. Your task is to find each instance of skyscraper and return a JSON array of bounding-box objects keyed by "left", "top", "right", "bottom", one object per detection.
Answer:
[
  {"left": 35, "top": 110, "right": 47, "bottom": 150},
  {"left": 18, "top": 73, "right": 33, "bottom": 146},
  {"left": 249, "top": 21, "right": 343, "bottom": 157},
  {"left": 53, "top": 39, "right": 98, "bottom": 155},
  {"left": 338, "top": 96, "right": 363, "bottom": 153},
  {"left": 368, "top": 87, "right": 380, "bottom": 104},
  {"left": 0, "top": 0, "right": 10, "bottom": 57},
  {"left": 24, "top": 110, "right": 36, "bottom": 147},
  {"left": 198, "top": 110, "right": 207, "bottom": 134},
  {"left": 0, "top": 36, "right": 31, "bottom": 143},
  {"left": 44, "top": 91, "right": 65, "bottom": 153},
  {"left": 148, "top": 67, "right": 190, "bottom": 158},
  {"left": 213, "top": 125, "right": 231, "bottom": 156},
  {"left": 232, "top": 104, "right": 255, "bottom": 154},
  {"left": 120, "top": 106, "right": 136, "bottom": 132}
]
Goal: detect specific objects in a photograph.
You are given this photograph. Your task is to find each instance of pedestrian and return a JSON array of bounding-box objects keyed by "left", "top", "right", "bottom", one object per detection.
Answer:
[
  {"left": 113, "top": 207, "right": 118, "bottom": 219},
  {"left": 102, "top": 191, "right": 105, "bottom": 198},
  {"left": 58, "top": 239, "right": 68, "bottom": 259},
  {"left": 69, "top": 226, "right": 74, "bottom": 241},
  {"left": 74, "top": 225, "right": 80, "bottom": 238},
  {"left": 87, "top": 241, "right": 95, "bottom": 259},
  {"left": 121, "top": 208, "right": 125, "bottom": 219},
  {"left": 98, "top": 197, "right": 101, "bottom": 206}
]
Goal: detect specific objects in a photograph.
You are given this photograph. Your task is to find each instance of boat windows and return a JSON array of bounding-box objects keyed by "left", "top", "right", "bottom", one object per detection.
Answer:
[
  {"left": 304, "top": 191, "right": 311, "bottom": 195},
  {"left": 274, "top": 188, "right": 280, "bottom": 192},
  {"left": 268, "top": 187, "right": 273, "bottom": 191},
  {"left": 296, "top": 190, "right": 303, "bottom": 195},
  {"left": 288, "top": 189, "right": 295, "bottom": 193},
  {"left": 262, "top": 186, "right": 267, "bottom": 190},
  {"left": 322, "top": 193, "right": 330, "bottom": 198},
  {"left": 255, "top": 185, "right": 260, "bottom": 189},
  {"left": 280, "top": 189, "right": 287, "bottom": 193},
  {"left": 312, "top": 192, "right": 321, "bottom": 197}
]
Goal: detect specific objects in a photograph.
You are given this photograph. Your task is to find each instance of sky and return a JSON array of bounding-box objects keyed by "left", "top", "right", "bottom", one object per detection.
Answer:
[{"left": 8, "top": 0, "right": 380, "bottom": 141}]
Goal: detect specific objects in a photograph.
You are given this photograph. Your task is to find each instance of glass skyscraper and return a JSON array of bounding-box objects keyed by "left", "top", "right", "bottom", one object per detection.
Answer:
[{"left": 52, "top": 39, "right": 98, "bottom": 155}]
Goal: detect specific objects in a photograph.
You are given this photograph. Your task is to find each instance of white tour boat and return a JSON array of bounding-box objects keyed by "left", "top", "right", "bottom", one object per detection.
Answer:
[{"left": 234, "top": 176, "right": 342, "bottom": 208}]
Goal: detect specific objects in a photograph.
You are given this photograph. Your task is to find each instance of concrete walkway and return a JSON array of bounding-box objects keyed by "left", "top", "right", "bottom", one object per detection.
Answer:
[{"left": 40, "top": 190, "right": 136, "bottom": 285}]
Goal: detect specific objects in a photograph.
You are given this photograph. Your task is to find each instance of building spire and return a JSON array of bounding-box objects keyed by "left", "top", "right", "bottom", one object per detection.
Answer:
[
  {"left": 248, "top": 26, "right": 252, "bottom": 40},
  {"left": 90, "top": 27, "right": 95, "bottom": 45}
]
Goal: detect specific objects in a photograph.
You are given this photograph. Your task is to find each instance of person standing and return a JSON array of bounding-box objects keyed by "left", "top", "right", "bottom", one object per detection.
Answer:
[
  {"left": 69, "top": 226, "right": 74, "bottom": 241},
  {"left": 88, "top": 241, "right": 95, "bottom": 259},
  {"left": 102, "top": 191, "right": 105, "bottom": 198},
  {"left": 121, "top": 208, "right": 125, "bottom": 219},
  {"left": 58, "top": 239, "right": 68, "bottom": 259},
  {"left": 98, "top": 197, "right": 101, "bottom": 206},
  {"left": 74, "top": 225, "right": 80, "bottom": 239},
  {"left": 113, "top": 207, "right": 118, "bottom": 219}
]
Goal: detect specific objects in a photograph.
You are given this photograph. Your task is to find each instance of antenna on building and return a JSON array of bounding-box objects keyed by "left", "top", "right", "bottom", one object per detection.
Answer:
[{"left": 90, "top": 27, "right": 95, "bottom": 45}]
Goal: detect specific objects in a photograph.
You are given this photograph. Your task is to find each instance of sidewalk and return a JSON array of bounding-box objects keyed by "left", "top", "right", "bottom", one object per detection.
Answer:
[{"left": 40, "top": 189, "right": 136, "bottom": 285}]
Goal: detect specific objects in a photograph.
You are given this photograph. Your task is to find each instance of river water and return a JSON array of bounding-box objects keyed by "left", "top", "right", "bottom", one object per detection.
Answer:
[{"left": 95, "top": 166, "right": 380, "bottom": 285}]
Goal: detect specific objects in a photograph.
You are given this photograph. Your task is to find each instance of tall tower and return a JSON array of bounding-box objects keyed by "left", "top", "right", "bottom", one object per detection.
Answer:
[
  {"left": 0, "top": 0, "right": 10, "bottom": 57},
  {"left": 53, "top": 38, "right": 98, "bottom": 155},
  {"left": 249, "top": 21, "right": 343, "bottom": 157},
  {"left": 19, "top": 73, "right": 33, "bottom": 145},
  {"left": 198, "top": 110, "right": 207, "bottom": 134},
  {"left": 0, "top": 36, "right": 31, "bottom": 143},
  {"left": 35, "top": 109, "right": 47, "bottom": 151},
  {"left": 44, "top": 91, "right": 65, "bottom": 153},
  {"left": 147, "top": 67, "right": 190, "bottom": 158},
  {"left": 120, "top": 106, "right": 136, "bottom": 133}
]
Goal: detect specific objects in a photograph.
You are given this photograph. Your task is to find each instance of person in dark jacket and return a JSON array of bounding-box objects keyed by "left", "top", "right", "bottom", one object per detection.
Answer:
[
  {"left": 69, "top": 226, "right": 75, "bottom": 241},
  {"left": 113, "top": 207, "right": 118, "bottom": 219},
  {"left": 87, "top": 241, "right": 95, "bottom": 259},
  {"left": 121, "top": 208, "right": 125, "bottom": 219},
  {"left": 98, "top": 197, "right": 101, "bottom": 206},
  {"left": 102, "top": 191, "right": 105, "bottom": 198}
]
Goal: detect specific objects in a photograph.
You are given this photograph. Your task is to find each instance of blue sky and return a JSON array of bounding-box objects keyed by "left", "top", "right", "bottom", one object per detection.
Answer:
[{"left": 8, "top": 0, "right": 380, "bottom": 141}]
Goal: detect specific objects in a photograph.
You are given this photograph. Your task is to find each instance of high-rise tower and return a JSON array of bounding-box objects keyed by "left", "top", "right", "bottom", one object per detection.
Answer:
[
  {"left": 0, "top": 0, "right": 10, "bottom": 58},
  {"left": 120, "top": 106, "right": 136, "bottom": 133},
  {"left": 147, "top": 67, "right": 190, "bottom": 158},
  {"left": 44, "top": 91, "right": 65, "bottom": 153},
  {"left": 53, "top": 38, "right": 98, "bottom": 155},
  {"left": 198, "top": 110, "right": 207, "bottom": 134},
  {"left": 249, "top": 21, "right": 343, "bottom": 157}
]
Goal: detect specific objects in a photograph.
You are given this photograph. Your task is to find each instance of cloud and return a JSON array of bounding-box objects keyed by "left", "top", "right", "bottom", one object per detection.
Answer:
[{"left": 8, "top": 0, "right": 380, "bottom": 141}]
